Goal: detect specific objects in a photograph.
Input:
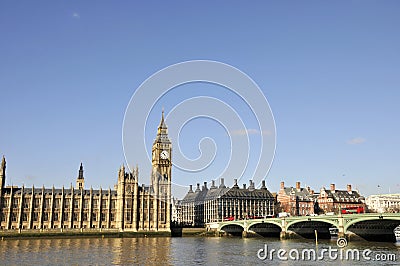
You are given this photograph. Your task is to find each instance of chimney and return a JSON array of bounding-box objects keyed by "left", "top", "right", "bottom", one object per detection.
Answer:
[
  {"left": 233, "top": 179, "right": 239, "bottom": 188},
  {"left": 296, "top": 181, "right": 301, "bottom": 191},
  {"left": 307, "top": 186, "right": 310, "bottom": 192},
  {"left": 219, "top": 178, "right": 226, "bottom": 188},
  {"left": 195, "top": 183, "right": 200, "bottom": 192},
  {"left": 243, "top": 184, "right": 247, "bottom": 189},
  {"left": 280, "top": 181, "right": 285, "bottom": 190},
  {"left": 203, "top": 181, "right": 208, "bottom": 191},
  {"left": 261, "top": 180, "right": 266, "bottom": 189},
  {"left": 211, "top": 180, "right": 216, "bottom": 189},
  {"left": 347, "top": 184, "right": 352, "bottom": 193},
  {"left": 189, "top": 185, "right": 193, "bottom": 193},
  {"left": 310, "top": 189, "right": 314, "bottom": 195},
  {"left": 249, "top": 180, "right": 255, "bottom": 190},
  {"left": 330, "top": 183, "right": 335, "bottom": 192}
]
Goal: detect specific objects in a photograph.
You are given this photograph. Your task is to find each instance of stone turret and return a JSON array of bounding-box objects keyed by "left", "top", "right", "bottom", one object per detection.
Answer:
[
  {"left": 0, "top": 155, "right": 6, "bottom": 188},
  {"left": 0, "top": 156, "right": 5, "bottom": 215},
  {"left": 76, "top": 162, "right": 84, "bottom": 190},
  {"left": 116, "top": 164, "right": 126, "bottom": 229}
]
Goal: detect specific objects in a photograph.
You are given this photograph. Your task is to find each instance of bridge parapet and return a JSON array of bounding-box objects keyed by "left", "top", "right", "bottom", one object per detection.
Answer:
[{"left": 215, "top": 213, "right": 400, "bottom": 242}]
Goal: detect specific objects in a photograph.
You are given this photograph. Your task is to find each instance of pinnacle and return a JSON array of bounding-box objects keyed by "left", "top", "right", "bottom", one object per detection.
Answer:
[{"left": 159, "top": 110, "right": 167, "bottom": 129}]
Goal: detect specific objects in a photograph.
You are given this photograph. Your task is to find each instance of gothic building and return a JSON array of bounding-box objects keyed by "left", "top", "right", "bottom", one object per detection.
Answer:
[{"left": 0, "top": 112, "right": 172, "bottom": 231}]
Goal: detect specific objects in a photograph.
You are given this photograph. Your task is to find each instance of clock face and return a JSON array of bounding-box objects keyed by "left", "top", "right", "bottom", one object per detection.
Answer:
[{"left": 160, "top": 150, "right": 169, "bottom": 160}]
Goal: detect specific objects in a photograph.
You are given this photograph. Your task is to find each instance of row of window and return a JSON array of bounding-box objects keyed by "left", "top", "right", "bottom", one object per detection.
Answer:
[
  {"left": 2, "top": 198, "right": 117, "bottom": 210},
  {"left": 2, "top": 198, "right": 167, "bottom": 210},
  {"left": 0, "top": 211, "right": 115, "bottom": 222}
]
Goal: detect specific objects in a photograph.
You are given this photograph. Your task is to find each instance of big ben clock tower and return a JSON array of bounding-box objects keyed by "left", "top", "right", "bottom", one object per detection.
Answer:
[{"left": 151, "top": 110, "right": 172, "bottom": 231}]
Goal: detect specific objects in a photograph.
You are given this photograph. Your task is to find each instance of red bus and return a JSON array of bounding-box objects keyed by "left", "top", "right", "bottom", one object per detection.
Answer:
[
  {"left": 341, "top": 206, "right": 364, "bottom": 214},
  {"left": 223, "top": 216, "right": 234, "bottom": 221}
]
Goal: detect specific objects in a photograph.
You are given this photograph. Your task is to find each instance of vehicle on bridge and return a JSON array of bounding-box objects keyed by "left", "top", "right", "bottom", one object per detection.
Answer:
[
  {"left": 223, "top": 216, "right": 235, "bottom": 221},
  {"left": 341, "top": 206, "right": 364, "bottom": 214},
  {"left": 278, "top": 212, "right": 290, "bottom": 218}
]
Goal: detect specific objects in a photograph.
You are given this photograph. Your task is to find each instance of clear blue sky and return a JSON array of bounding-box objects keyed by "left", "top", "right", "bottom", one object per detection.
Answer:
[{"left": 1, "top": 1, "right": 399, "bottom": 198}]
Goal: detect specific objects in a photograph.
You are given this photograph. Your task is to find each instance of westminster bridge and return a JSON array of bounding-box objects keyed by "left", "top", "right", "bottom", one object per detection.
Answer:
[{"left": 209, "top": 213, "right": 400, "bottom": 242}]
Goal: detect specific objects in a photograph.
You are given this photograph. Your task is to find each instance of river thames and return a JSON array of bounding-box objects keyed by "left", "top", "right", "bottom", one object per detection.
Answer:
[{"left": 0, "top": 236, "right": 399, "bottom": 265}]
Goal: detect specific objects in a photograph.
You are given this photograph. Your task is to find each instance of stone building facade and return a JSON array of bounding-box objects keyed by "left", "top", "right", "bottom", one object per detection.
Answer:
[
  {"left": 365, "top": 194, "right": 400, "bottom": 213},
  {"left": 317, "top": 183, "right": 365, "bottom": 214},
  {"left": 181, "top": 179, "right": 275, "bottom": 227},
  {"left": 0, "top": 112, "right": 172, "bottom": 231},
  {"left": 277, "top": 182, "right": 366, "bottom": 216},
  {"left": 277, "top": 181, "right": 317, "bottom": 216}
]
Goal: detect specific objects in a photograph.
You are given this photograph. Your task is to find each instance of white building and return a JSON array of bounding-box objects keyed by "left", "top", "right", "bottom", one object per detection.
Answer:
[
  {"left": 171, "top": 197, "right": 181, "bottom": 224},
  {"left": 365, "top": 194, "right": 400, "bottom": 213}
]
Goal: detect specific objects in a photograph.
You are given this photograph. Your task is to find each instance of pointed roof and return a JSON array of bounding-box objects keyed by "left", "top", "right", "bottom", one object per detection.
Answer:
[
  {"left": 77, "top": 162, "right": 84, "bottom": 179},
  {"left": 158, "top": 109, "right": 167, "bottom": 129},
  {"left": 154, "top": 110, "right": 171, "bottom": 144}
]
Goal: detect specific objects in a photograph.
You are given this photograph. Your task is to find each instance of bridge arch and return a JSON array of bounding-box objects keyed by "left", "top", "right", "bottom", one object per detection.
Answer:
[
  {"left": 344, "top": 216, "right": 400, "bottom": 242},
  {"left": 219, "top": 223, "right": 245, "bottom": 237},
  {"left": 286, "top": 218, "right": 339, "bottom": 230},
  {"left": 286, "top": 219, "right": 339, "bottom": 239},
  {"left": 344, "top": 216, "right": 400, "bottom": 232},
  {"left": 248, "top": 220, "right": 282, "bottom": 229},
  {"left": 248, "top": 221, "right": 282, "bottom": 238},
  {"left": 219, "top": 222, "right": 245, "bottom": 231}
]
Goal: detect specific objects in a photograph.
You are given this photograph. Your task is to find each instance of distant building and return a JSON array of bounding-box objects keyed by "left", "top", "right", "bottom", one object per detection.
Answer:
[
  {"left": 365, "top": 194, "right": 400, "bottom": 213},
  {"left": 171, "top": 197, "right": 182, "bottom": 224},
  {"left": 318, "top": 184, "right": 365, "bottom": 214},
  {"left": 0, "top": 112, "right": 172, "bottom": 231},
  {"left": 277, "top": 181, "right": 317, "bottom": 216},
  {"left": 181, "top": 179, "right": 275, "bottom": 227}
]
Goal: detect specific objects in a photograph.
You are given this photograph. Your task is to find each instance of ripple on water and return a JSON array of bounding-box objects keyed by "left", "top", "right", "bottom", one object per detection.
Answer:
[{"left": 0, "top": 237, "right": 398, "bottom": 265}]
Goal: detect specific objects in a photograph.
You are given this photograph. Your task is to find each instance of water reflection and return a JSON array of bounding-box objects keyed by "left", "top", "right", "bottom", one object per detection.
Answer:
[
  {"left": 0, "top": 237, "right": 398, "bottom": 265},
  {"left": 112, "top": 237, "right": 172, "bottom": 265}
]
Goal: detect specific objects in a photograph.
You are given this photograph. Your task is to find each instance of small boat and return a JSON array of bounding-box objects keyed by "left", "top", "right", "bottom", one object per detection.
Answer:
[
  {"left": 329, "top": 227, "right": 338, "bottom": 236},
  {"left": 395, "top": 226, "right": 400, "bottom": 239}
]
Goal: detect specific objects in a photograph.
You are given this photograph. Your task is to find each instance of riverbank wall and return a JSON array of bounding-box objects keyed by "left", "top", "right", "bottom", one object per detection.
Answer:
[{"left": 0, "top": 228, "right": 209, "bottom": 239}]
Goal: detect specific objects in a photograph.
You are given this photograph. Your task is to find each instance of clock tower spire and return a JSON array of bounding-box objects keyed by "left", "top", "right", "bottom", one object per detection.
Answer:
[{"left": 151, "top": 110, "right": 172, "bottom": 231}]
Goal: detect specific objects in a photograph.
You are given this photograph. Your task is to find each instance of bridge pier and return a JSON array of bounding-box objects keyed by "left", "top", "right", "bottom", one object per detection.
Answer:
[
  {"left": 242, "top": 219, "right": 248, "bottom": 238},
  {"left": 338, "top": 215, "right": 345, "bottom": 238},
  {"left": 280, "top": 218, "right": 287, "bottom": 239}
]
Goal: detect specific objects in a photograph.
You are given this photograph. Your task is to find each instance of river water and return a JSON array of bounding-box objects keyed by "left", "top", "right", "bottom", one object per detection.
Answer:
[{"left": 0, "top": 236, "right": 399, "bottom": 265}]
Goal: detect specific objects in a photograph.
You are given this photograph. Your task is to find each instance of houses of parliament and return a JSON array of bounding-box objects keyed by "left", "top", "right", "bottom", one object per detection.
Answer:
[{"left": 0, "top": 112, "right": 172, "bottom": 231}]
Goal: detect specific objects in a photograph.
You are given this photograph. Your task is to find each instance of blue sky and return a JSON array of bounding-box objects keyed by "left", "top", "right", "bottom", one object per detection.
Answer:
[{"left": 0, "top": 1, "right": 399, "bottom": 198}]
